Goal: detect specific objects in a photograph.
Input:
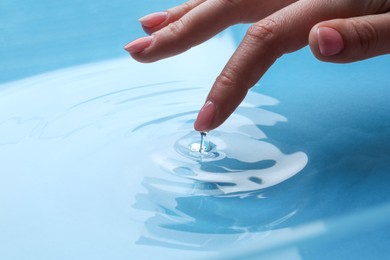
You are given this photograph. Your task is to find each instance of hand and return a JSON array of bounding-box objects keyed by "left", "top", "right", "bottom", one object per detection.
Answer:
[{"left": 124, "top": 0, "right": 390, "bottom": 131}]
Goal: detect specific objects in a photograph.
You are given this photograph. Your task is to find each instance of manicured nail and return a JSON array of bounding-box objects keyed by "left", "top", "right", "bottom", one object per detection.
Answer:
[
  {"left": 194, "top": 101, "right": 216, "bottom": 131},
  {"left": 124, "top": 36, "right": 153, "bottom": 54},
  {"left": 139, "top": 12, "right": 168, "bottom": 28},
  {"left": 317, "top": 27, "right": 344, "bottom": 56}
]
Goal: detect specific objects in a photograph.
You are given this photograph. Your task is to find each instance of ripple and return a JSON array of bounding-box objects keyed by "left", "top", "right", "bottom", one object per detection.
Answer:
[
  {"left": 0, "top": 54, "right": 308, "bottom": 253},
  {"left": 175, "top": 132, "right": 220, "bottom": 160},
  {"left": 0, "top": 67, "right": 307, "bottom": 195},
  {"left": 153, "top": 130, "right": 307, "bottom": 196}
]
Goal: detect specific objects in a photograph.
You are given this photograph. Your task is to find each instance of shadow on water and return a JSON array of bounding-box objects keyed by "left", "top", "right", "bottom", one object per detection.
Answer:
[
  {"left": 133, "top": 177, "right": 300, "bottom": 250},
  {"left": 130, "top": 97, "right": 308, "bottom": 250},
  {"left": 199, "top": 158, "right": 276, "bottom": 173}
]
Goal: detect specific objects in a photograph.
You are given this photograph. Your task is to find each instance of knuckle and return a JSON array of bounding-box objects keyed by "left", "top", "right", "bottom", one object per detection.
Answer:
[
  {"left": 166, "top": 19, "right": 187, "bottom": 37},
  {"left": 247, "top": 18, "right": 279, "bottom": 43},
  {"left": 215, "top": 66, "right": 248, "bottom": 92},
  {"left": 350, "top": 18, "right": 379, "bottom": 55},
  {"left": 215, "top": 70, "right": 238, "bottom": 88}
]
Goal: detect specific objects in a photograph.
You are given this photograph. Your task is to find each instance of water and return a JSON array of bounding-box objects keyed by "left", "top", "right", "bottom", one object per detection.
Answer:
[
  {"left": 196, "top": 132, "right": 207, "bottom": 154},
  {"left": 2, "top": 1, "right": 390, "bottom": 257},
  {"left": 0, "top": 35, "right": 311, "bottom": 258},
  {"left": 164, "top": 130, "right": 307, "bottom": 195},
  {"left": 2, "top": 40, "right": 390, "bottom": 258}
]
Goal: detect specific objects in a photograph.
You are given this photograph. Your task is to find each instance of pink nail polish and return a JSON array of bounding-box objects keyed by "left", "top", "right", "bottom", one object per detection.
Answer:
[
  {"left": 124, "top": 36, "right": 153, "bottom": 54},
  {"left": 317, "top": 27, "right": 344, "bottom": 56},
  {"left": 139, "top": 12, "right": 168, "bottom": 28},
  {"left": 194, "top": 101, "right": 216, "bottom": 131}
]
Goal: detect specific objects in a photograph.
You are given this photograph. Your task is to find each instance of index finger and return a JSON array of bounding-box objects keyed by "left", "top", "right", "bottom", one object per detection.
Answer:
[{"left": 194, "top": 0, "right": 366, "bottom": 131}]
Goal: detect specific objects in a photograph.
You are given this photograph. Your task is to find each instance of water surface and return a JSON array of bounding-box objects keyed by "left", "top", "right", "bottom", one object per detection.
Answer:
[{"left": 2, "top": 6, "right": 390, "bottom": 257}]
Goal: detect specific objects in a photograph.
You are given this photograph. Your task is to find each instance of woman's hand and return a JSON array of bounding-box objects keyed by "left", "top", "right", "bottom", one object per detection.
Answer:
[{"left": 124, "top": 0, "right": 390, "bottom": 131}]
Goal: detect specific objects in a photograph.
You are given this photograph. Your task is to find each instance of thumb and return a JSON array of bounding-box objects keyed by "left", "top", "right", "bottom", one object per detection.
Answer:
[{"left": 309, "top": 13, "right": 390, "bottom": 63}]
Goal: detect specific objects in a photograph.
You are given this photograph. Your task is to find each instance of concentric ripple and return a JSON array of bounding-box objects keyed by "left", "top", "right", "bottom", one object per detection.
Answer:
[
  {"left": 148, "top": 112, "right": 308, "bottom": 195},
  {"left": 0, "top": 58, "right": 308, "bottom": 197},
  {"left": 0, "top": 53, "right": 308, "bottom": 253}
]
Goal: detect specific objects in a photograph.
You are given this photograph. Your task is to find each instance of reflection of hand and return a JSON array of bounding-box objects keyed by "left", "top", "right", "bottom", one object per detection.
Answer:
[{"left": 125, "top": 0, "right": 390, "bottom": 131}]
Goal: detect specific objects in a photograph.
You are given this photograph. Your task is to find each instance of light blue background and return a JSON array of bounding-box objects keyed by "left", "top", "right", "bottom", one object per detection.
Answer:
[
  {"left": 0, "top": 0, "right": 183, "bottom": 83},
  {"left": 1, "top": 0, "right": 390, "bottom": 259}
]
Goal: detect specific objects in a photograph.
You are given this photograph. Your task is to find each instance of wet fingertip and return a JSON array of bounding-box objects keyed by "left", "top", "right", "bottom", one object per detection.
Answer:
[{"left": 194, "top": 101, "right": 216, "bottom": 131}]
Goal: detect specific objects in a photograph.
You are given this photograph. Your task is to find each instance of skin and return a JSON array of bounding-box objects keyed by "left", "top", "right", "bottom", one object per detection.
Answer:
[{"left": 126, "top": 0, "right": 390, "bottom": 131}]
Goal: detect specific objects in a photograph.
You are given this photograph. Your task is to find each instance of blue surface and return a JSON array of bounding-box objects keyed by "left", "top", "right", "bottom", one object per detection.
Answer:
[
  {"left": 0, "top": 0, "right": 179, "bottom": 83},
  {"left": 1, "top": 1, "right": 390, "bottom": 259}
]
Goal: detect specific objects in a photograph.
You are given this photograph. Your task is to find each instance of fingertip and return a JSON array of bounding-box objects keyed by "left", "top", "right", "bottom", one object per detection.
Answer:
[
  {"left": 309, "top": 14, "right": 390, "bottom": 63},
  {"left": 124, "top": 36, "right": 153, "bottom": 54},
  {"left": 309, "top": 24, "right": 345, "bottom": 61},
  {"left": 124, "top": 35, "right": 161, "bottom": 63},
  {"left": 194, "top": 101, "right": 216, "bottom": 131},
  {"left": 139, "top": 12, "right": 168, "bottom": 28},
  {"left": 317, "top": 27, "right": 344, "bottom": 57}
]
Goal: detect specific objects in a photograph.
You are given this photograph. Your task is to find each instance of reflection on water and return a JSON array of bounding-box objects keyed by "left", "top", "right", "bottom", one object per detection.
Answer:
[{"left": 134, "top": 177, "right": 300, "bottom": 250}]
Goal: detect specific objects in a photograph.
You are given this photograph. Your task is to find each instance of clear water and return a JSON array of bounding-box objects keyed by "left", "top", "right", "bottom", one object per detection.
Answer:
[
  {"left": 2, "top": 1, "right": 390, "bottom": 259},
  {"left": 0, "top": 45, "right": 307, "bottom": 255}
]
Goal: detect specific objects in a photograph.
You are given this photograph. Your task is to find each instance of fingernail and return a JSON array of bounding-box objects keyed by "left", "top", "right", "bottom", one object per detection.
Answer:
[
  {"left": 317, "top": 27, "right": 344, "bottom": 56},
  {"left": 139, "top": 12, "right": 168, "bottom": 28},
  {"left": 194, "top": 101, "right": 216, "bottom": 131},
  {"left": 124, "top": 36, "right": 153, "bottom": 54}
]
